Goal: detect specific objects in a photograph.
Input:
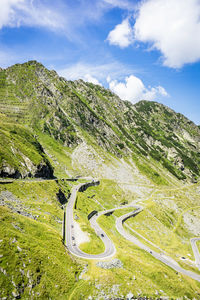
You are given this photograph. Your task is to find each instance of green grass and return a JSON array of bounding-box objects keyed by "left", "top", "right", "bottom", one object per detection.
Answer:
[
  {"left": 132, "top": 155, "right": 169, "bottom": 185},
  {"left": 1, "top": 64, "right": 199, "bottom": 184},
  {"left": 0, "top": 180, "right": 84, "bottom": 299},
  {"left": 126, "top": 185, "right": 200, "bottom": 270},
  {"left": 113, "top": 207, "right": 135, "bottom": 217},
  {"left": 72, "top": 181, "right": 200, "bottom": 298},
  {"left": 36, "top": 132, "right": 74, "bottom": 178},
  {"left": 1, "top": 178, "right": 200, "bottom": 298},
  {"left": 1, "top": 62, "right": 200, "bottom": 298},
  {"left": 94, "top": 212, "right": 200, "bottom": 298},
  {"left": 74, "top": 187, "right": 105, "bottom": 254},
  {"left": 0, "top": 121, "right": 53, "bottom": 178}
]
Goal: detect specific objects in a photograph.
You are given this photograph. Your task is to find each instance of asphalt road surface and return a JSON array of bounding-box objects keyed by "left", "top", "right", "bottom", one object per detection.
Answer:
[
  {"left": 191, "top": 238, "right": 200, "bottom": 271},
  {"left": 65, "top": 181, "right": 116, "bottom": 259},
  {"left": 65, "top": 179, "right": 200, "bottom": 282},
  {"left": 116, "top": 207, "right": 200, "bottom": 282}
]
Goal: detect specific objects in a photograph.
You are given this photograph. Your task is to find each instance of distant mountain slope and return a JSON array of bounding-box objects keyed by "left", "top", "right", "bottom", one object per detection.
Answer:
[
  {"left": 0, "top": 61, "right": 199, "bottom": 182},
  {"left": 0, "top": 119, "right": 53, "bottom": 179},
  {"left": 133, "top": 101, "right": 200, "bottom": 181}
]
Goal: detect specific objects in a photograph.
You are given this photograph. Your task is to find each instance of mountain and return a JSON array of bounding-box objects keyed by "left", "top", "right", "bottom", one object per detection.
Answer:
[
  {"left": 1, "top": 61, "right": 200, "bottom": 299},
  {"left": 0, "top": 60, "right": 199, "bottom": 183}
]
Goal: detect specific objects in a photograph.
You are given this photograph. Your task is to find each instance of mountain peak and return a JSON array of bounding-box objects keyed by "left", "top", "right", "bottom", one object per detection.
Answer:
[
  {"left": 24, "top": 60, "right": 45, "bottom": 68},
  {"left": 0, "top": 62, "right": 199, "bottom": 183}
]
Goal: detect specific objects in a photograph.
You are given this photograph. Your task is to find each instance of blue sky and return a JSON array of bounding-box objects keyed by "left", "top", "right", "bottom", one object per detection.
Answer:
[{"left": 0, "top": 0, "right": 200, "bottom": 124}]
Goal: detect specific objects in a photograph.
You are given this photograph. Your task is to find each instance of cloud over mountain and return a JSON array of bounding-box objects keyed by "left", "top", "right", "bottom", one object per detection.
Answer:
[
  {"left": 108, "top": 75, "right": 168, "bottom": 103},
  {"left": 107, "top": 0, "right": 200, "bottom": 68}
]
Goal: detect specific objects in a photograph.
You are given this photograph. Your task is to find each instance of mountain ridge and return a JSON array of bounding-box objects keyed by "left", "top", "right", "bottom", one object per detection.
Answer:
[
  {"left": 0, "top": 60, "right": 199, "bottom": 183},
  {"left": 1, "top": 61, "right": 200, "bottom": 299}
]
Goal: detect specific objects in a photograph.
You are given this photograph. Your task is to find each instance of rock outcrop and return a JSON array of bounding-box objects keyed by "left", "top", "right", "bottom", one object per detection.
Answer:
[
  {"left": 0, "top": 61, "right": 199, "bottom": 182},
  {"left": 96, "top": 259, "right": 123, "bottom": 269}
]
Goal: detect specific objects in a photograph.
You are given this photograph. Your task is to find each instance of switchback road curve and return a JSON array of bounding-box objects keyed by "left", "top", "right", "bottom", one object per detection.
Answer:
[
  {"left": 65, "top": 179, "right": 200, "bottom": 282},
  {"left": 191, "top": 238, "right": 200, "bottom": 271},
  {"left": 116, "top": 208, "right": 200, "bottom": 282},
  {"left": 65, "top": 180, "right": 116, "bottom": 259}
]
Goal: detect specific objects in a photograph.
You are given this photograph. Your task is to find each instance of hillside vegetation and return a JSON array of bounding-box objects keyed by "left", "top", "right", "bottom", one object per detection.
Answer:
[
  {"left": 0, "top": 60, "right": 199, "bottom": 183},
  {"left": 0, "top": 61, "right": 200, "bottom": 299}
]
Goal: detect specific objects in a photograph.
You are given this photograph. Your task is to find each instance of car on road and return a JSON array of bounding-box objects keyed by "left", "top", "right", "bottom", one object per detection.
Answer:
[
  {"left": 71, "top": 225, "right": 74, "bottom": 228},
  {"left": 101, "top": 233, "right": 104, "bottom": 237},
  {"left": 72, "top": 236, "right": 75, "bottom": 240}
]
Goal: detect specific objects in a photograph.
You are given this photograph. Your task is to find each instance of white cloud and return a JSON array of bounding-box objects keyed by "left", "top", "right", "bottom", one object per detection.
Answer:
[
  {"left": 0, "top": 0, "right": 113, "bottom": 38},
  {"left": 58, "top": 62, "right": 168, "bottom": 102},
  {"left": 106, "top": 75, "right": 111, "bottom": 83},
  {"left": 0, "top": 0, "right": 23, "bottom": 29},
  {"left": 0, "top": 0, "right": 66, "bottom": 31},
  {"left": 0, "top": 0, "right": 136, "bottom": 39},
  {"left": 143, "top": 85, "right": 168, "bottom": 101},
  {"left": 134, "top": 0, "right": 200, "bottom": 68},
  {"left": 0, "top": 49, "right": 19, "bottom": 68},
  {"left": 58, "top": 61, "right": 133, "bottom": 82},
  {"left": 108, "top": 75, "right": 168, "bottom": 103},
  {"left": 84, "top": 74, "right": 102, "bottom": 86},
  {"left": 107, "top": 19, "right": 134, "bottom": 48},
  {"left": 103, "top": 0, "right": 135, "bottom": 10}
]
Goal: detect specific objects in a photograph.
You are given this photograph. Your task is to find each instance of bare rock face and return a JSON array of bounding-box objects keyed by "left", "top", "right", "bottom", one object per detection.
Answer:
[
  {"left": 0, "top": 156, "right": 54, "bottom": 180},
  {"left": 34, "top": 161, "right": 54, "bottom": 179},
  {"left": 0, "top": 61, "right": 200, "bottom": 182},
  {"left": 0, "top": 191, "right": 38, "bottom": 220},
  {"left": 56, "top": 189, "right": 69, "bottom": 205},
  {"left": 96, "top": 259, "right": 123, "bottom": 269},
  {"left": 0, "top": 163, "right": 21, "bottom": 179}
]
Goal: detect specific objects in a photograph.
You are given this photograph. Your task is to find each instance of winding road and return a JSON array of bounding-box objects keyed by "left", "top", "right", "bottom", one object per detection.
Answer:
[
  {"left": 191, "top": 238, "right": 200, "bottom": 271},
  {"left": 65, "top": 179, "right": 200, "bottom": 282},
  {"left": 116, "top": 209, "right": 200, "bottom": 282},
  {"left": 65, "top": 180, "right": 116, "bottom": 259}
]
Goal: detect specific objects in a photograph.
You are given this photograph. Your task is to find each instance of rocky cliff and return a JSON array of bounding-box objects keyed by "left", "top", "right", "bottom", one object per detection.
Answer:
[{"left": 0, "top": 60, "right": 199, "bottom": 182}]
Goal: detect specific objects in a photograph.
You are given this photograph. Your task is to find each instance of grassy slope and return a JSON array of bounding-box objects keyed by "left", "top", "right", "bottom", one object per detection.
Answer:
[
  {"left": 0, "top": 118, "right": 52, "bottom": 177},
  {"left": 0, "top": 180, "right": 84, "bottom": 299},
  {"left": 36, "top": 132, "right": 74, "bottom": 178},
  {"left": 1, "top": 178, "right": 200, "bottom": 298},
  {"left": 74, "top": 180, "right": 126, "bottom": 255},
  {"left": 1, "top": 62, "right": 200, "bottom": 183},
  {"left": 0, "top": 62, "right": 200, "bottom": 298},
  {"left": 70, "top": 180, "right": 200, "bottom": 299},
  {"left": 126, "top": 184, "right": 200, "bottom": 260}
]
